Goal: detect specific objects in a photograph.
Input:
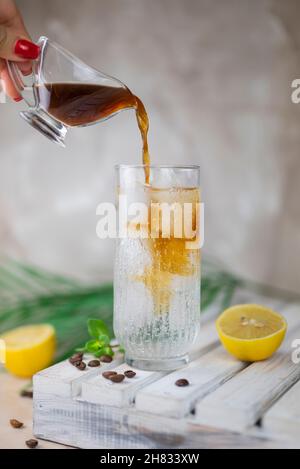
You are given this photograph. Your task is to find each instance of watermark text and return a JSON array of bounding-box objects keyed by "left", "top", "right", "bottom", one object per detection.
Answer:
[{"left": 96, "top": 195, "right": 204, "bottom": 249}]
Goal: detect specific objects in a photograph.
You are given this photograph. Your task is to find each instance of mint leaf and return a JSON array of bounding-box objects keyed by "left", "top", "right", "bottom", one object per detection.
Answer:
[
  {"left": 101, "top": 346, "right": 114, "bottom": 357},
  {"left": 85, "top": 339, "right": 100, "bottom": 353},
  {"left": 94, "top": 346, "right": 114, "bottom": 358},
  {"left": 88, "top": 319, "right": 110, "bottom": 339},
  {"left": 94, "top": 348, "right": 105, "bottom": 358},
  {"left": 98, "top": 335, "right": 110, "bottom": 347}
]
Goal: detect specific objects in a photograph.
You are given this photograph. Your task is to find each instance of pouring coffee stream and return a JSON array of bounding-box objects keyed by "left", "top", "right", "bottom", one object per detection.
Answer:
[{"left": 36, "top": 82, "right": 151, "bottom": 184}]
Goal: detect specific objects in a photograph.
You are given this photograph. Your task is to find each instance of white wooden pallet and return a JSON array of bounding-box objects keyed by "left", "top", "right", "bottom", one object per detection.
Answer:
[{"left": 33, "top": 294, "right": 300, "bottom": 449}]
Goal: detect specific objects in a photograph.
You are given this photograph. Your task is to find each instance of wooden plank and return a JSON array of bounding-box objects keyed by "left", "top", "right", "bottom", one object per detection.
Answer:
[
  {"left": 263, "top": 379, "right": 300, "bottom": 444},
  {"left": 34, "top": 394, "right": 282, "bottom": 449},
  {"left": 80, "top": 363, "right": 164, "bottom": 407},
  {"left": 33, "top": 299, "right": 300, "bottom": 448},
  {"left": 33, "top": 354, "right": 123, "bottom": 398},
  {"left": 135, "top": 347, "right": 247, "bottom": 418},
  {"left": 189, "top": 321, "right": 219, "bottom": 360},
  {"left": 193, "top": 324, "right": 300, "bottom": 432},
  {"left": 79, "top": 321, "right": 220, "bottom": 408},
  {"left": 33, "top": 320, "right": 218, "bottom": 401}
]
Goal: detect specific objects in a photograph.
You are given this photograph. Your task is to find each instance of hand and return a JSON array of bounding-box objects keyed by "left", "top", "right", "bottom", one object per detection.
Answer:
[{"left": 0, "top": 0, "right": 39, "bottom": 100}]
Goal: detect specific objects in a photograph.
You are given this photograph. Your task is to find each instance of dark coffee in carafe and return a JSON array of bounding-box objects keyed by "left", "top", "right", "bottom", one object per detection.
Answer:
[{"left": 36, "top": 83, "right": 150, "bottom": 183}]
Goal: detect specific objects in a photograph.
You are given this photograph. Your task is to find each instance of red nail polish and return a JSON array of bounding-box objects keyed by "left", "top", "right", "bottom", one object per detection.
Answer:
[
  {"left": 14, "top": 96, "right": 23, "bottom": 102},
  {"left": 14, "top": 39, "right": 40, "bottom": 60}
]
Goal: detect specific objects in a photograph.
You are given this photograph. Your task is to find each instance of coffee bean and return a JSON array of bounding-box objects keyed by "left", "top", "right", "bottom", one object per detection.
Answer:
[
  {"left": 88, "top": 360, "right": 101, "bottom": 368},
  {"left": 110, "top": 374, "right": 125, "bottom": 383},
  {"left": 70, "top": 352, "right": 83, "bottom": 361},
  {"left": 20, "top": 390, "right": 33, "bottom": 399},
  {"left": 102, "top": 371, "right": 117, "bottom": 380},
  {"left": 100, "top": 355, "right": 113, "bottom": 363},
  {"left": 124, "top": 370, "right": 136, "bottom": 379},
  {"left": 76, "top": 361, "right": 86, "bottom": 371},
  {"left": 69, "top": 352, "right": 84, "bottom": 365},
  {"left": 71, "top": 360, "right": 82, "bottom": 367},
  {"left": 175, "top": 379, "right": 190, "bottom": 387},
  {"left": 26, "top": 439, "right": 38, "bottom": 449},
  {"left": 10, "top": 419, "right": 23, "bottom": 429}
]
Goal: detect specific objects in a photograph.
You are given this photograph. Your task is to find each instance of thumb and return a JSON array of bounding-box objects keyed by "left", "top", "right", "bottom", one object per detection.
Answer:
[{"left": 0, "top": 25, "right": 39, "bottom": 61}]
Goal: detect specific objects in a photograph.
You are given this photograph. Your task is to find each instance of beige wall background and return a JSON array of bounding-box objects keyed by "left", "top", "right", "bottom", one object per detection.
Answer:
[{"left": 0, "top": 0, "right": 300, "bottom": 291}]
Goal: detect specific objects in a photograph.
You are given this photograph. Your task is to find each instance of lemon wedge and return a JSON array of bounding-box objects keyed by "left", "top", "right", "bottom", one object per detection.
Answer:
[
  {"left": 216, "top": 304, "right": 287, "bottom": 362},
  {"left": 0, "top": 324, "right": 56, "bottom": 378}
]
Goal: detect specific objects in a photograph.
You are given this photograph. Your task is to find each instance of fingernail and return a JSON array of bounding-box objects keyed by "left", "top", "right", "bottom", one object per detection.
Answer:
[
  {"left": 14, "top": 96, "right": 23, "bottom": 102},
  {"left": 14, "top": 39, "right": 40, "bottom": 60}
]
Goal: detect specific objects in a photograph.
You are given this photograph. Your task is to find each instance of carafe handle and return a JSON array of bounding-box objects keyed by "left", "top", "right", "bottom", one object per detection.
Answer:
[{"left": 6, "top": 60, "right": 37, "bottom": 108}]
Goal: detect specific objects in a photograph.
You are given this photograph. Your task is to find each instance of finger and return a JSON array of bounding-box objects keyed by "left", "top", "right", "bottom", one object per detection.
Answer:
[
  {"left": 0, "top": 1, "right": 39, "bottom": 61},
  {"left": 0, "top": 26, "right": 39, "bottom": 61},
  {"left": 17, "top": 60, "right": 32, "bottom": 76},
  {"left": 0, "top": 58, "right": 21, "bottom": 100}
]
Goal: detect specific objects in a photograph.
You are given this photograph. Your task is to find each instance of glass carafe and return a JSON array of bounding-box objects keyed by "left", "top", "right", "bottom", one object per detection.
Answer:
[{"left": 7, "top": 36, "right": 131, "bottom": 147}]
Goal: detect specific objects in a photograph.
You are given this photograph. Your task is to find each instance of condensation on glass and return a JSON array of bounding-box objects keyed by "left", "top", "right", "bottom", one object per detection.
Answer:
[{"left": 114, "top": 165, "right": 201, "bottom": 371}]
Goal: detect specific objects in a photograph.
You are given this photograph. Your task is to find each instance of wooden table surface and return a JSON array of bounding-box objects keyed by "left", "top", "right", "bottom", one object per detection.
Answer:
[{"left": 0, "top": 369, "right": 69, "bottom": 450}]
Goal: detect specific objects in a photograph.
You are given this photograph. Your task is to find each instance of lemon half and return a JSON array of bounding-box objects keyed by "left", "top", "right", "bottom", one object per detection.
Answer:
[
  {"left": 216, "top": 304, "right": 287, "bottom": 362},
  {"left": 0, "top": 324, "right": 56, "bottom": 378}
]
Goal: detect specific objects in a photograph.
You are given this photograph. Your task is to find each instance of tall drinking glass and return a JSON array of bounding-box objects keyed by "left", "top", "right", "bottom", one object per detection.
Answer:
[{"left": 114, "top": 165, "right": 201, "bottom": 371}]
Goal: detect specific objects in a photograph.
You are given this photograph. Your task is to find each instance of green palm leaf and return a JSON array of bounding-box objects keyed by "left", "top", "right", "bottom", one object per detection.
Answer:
[{"left": 0, "top": 259, "right": 239, "bottom": 362}]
